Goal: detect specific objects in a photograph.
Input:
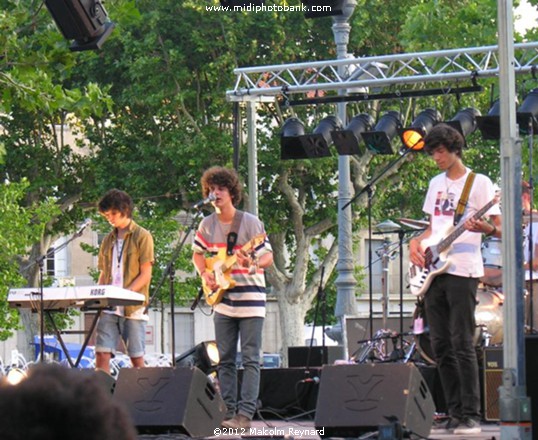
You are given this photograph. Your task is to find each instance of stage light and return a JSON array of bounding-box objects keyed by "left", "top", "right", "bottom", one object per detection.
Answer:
[
  {"left": 517, "top": 88, "right": 538, "bottom": 135},
  {"left": 476, "top": 100, "right": 501, "bottom": 140},
  {"left": 331, "top": 113, "right": 375, "bottom": 155},
  {"left": 399, "top": 108, "right": 441, "bottom": 151},
  {"left": 444, "top": 107, "right": 481, "bottom": 148},
  {"left": 446, "top": 107, "right": 481, "bottom": 137},
  {"left": 44, "top": 0, "right": 115, "bottom": 52},
  {"left": 280, "top": 117, "right": 307, "bottom": 160},
  {"left": 361, "top": 111, "right": 403, "bottom": 155},
  {"left": 175, "top": 341, "right": 219, "bottom": 374},
  {"left": 281, "top": 116, "right": 342, "bottom": 159},
  {"left": 4, "top": 368, "right": 27, "bottom": 386},
  {"left": 302, "top": 0, "right": 345, "bottom": 18}
]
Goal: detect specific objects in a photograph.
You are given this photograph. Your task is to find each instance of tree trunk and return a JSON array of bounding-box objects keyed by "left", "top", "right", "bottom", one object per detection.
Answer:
[{"left": 277, "top": 292, "right": 309, "bottom": 367}]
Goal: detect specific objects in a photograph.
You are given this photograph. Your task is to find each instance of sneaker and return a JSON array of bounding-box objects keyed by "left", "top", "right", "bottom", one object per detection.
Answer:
[
  {"left": 453, "top": 417, "right": 481, "bottom": 435},
  {"left": 221, "top": 417, "right": 235, "bottom": 429},
  {"left": 221, "top": 414, "right": 251, "bottom": 429},
  {"left": 440, "top": 417, "right": 461, "bottom": 432}
]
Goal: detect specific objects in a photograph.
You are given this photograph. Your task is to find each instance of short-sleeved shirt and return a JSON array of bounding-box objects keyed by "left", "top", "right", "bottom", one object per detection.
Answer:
[
  {"left": 193, "top": 211, "right": 272, "bottom": 318},
  {"left": 98, "top": 220, "right": 154, "bottom": 318},
  {"left": 422, "top": 168, "right": 501, "bottom": 278}
]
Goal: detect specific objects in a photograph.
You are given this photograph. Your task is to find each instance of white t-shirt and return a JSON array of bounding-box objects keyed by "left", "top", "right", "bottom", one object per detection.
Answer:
[{"left": 422, "top": 168, "right": 501, "bottom": 278}]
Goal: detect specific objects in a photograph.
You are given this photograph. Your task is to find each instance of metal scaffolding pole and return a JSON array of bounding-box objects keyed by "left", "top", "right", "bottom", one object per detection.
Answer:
[{"left": 497, "top": 1, "right": 532, "bottom": 439}]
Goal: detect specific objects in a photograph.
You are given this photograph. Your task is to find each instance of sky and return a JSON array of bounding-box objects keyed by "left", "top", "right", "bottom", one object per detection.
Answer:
[{"left": 515, "top": 0, "right": 538, "bottom": 33}]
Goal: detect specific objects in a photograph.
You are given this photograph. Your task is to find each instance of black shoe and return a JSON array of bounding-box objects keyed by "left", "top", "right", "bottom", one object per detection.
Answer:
[{"left": 439, "top": 417, "right": 460, "bottom": 432}]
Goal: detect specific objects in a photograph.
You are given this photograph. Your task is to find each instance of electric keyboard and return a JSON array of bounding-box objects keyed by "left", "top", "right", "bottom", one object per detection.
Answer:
[{"left": 7, "top": 285, "right": 145, "bottom": 311}]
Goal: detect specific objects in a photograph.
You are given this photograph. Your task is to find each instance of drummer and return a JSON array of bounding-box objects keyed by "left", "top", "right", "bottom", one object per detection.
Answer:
[{"left": 522, "top": 180, "right": 538, "bottom": 331}]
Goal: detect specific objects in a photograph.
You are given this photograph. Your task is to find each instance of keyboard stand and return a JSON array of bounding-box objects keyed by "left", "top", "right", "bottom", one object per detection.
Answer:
[{"left": 45, "top": 309, "right": 103, "bottom": 368}]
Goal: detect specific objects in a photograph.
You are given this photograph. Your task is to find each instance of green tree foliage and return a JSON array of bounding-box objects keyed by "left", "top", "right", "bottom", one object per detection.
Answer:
[{"left": 0, "top": 181, "right": 59, "bottom": 340}]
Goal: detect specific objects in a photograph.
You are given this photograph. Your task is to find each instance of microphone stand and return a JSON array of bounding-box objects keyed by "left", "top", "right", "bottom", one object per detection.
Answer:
[
  {"left": 342, "top": 147, "right": 416, "bottom": 339},
  {"left": 372, "top": 228, "right": 418, "bottom": 361},
  {"left": 22, "top": 224, "right": 90, "bottom": 363},
  {"left": 305, "top": 266, "right": 325, "bottom": 371},
  {"left": 145, "top": 210, "right": 203, "bottom": 367}
]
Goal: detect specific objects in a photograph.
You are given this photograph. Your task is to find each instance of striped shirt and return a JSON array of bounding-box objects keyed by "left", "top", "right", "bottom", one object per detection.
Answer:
[{"left": 193, "top": 211, "right": 272, "bottom": 318}]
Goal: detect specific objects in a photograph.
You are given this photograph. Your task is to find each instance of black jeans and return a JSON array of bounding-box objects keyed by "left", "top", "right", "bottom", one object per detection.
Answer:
[{"left": 424, "top": 274, "right": 480, "bottom": 420}]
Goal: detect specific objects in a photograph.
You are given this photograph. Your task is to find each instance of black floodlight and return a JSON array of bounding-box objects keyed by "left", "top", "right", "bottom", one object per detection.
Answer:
[
  {"left": 361, "top": 111, "right": 403, "bottom": 155},
  {"left": 476, "top": 100, "right": 501, "bottom": 140},
  {"left": 302, "top": 0, "right": 345, "bottom": 18},
  {"left": 517, "top": 88, "right": 538, "bottom": 135},
  {"left": 45, "top": 0, "right": 115, "bottom": 51},
  {"left": 280, "top": 117, "right": 307, "bottom": 160},
  {"left": 331, "top": 113, "right": 375, "bottom": 155},
  {"left": 281, "top": 116, "right": 342, "bottom": 160},
  {"left": 445, "top": 107, "right": 481, "bottom": 146},
  {"left": 399, "top": 108, "right": 441, "bottom": 151}
]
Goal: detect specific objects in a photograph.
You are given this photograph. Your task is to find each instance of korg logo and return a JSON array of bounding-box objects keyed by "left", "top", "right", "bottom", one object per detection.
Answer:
[{"left": 90, "top": 288, "right": 106, "bottom": 296}]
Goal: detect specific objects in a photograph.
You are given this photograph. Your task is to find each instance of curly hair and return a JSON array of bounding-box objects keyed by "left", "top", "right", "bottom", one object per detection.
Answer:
[
  {"left": 0, "top": 363, "right": 137, "bottom": 440},
  {"left": 200, "top": 166, "right": 243, "bottom": 206},
  {"left": 423, "top": 123, "right": 464, "bottom": 158},
  {"left": 98, "top": 189, "right": 134, "bottom": 218}
]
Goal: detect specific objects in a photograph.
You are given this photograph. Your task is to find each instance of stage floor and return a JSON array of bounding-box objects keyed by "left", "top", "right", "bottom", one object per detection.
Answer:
[{"left": 138, "top": 418, "right": 503, "bottom": 440}]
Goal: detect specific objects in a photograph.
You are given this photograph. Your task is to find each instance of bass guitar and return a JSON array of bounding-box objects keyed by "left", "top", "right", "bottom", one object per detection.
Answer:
[
  {"left": 408, "top": 196, "right": 499, "bottom": 297},
  {"left": 202, "top": 233, "right": 266, "bottom": 306}
]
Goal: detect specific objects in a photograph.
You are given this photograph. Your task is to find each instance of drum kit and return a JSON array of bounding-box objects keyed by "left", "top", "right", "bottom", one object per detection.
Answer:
[{"left": 350, "top": 219, "right": 506, "bottom": 367}]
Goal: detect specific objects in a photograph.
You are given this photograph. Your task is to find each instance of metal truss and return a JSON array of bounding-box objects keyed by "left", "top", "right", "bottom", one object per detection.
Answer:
[{"left": 226, "top": 42, "right": 538, "bottom": 101}]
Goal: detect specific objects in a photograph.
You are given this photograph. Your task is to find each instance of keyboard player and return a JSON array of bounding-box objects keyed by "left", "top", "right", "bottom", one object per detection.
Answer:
[{"left": 95, "top": 189, "right": 154, "bottom": 372}]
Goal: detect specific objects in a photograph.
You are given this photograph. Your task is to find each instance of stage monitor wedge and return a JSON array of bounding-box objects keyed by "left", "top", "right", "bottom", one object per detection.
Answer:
[
  {"left": 45, "top": 0, "right": 115, "bottom": 51},
  {"left": 114, "top": 366, "right": 226, "bottom": 437},
  {"left": 315, "top": 363, "right": 434, "bottom": 438}
]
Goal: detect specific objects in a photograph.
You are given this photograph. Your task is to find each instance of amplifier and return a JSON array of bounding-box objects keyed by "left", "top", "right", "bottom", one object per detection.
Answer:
[
  {"left": 483, "top": 347, "right": 503, "bottom": 421},
  {"left": 288, "top": 346, "right": 344, "bottom": 367},
  {"left": 483, "top": 337, "right": 538, "bottom": 422}
]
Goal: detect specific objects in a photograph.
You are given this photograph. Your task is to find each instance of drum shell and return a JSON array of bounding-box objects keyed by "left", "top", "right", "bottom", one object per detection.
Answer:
[
  {"left": 480, "top": 238, "right": 502, "bottom": 287},
  {"left": 414, "top": 288, "right": 503, "bottom": 365}
]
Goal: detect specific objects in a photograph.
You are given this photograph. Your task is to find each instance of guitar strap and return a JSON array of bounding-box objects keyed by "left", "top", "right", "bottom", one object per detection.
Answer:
[
  {"left": 453, "top": 171, "right": 476, "bottom": 226},
  {"left": 226, "top": 210, "right": 244, "bottom": 256}
]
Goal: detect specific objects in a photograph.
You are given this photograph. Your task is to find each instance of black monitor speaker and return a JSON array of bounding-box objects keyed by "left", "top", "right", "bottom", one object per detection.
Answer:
[{"left": 114, "top": 366, "right": 226, "bottom": 436}]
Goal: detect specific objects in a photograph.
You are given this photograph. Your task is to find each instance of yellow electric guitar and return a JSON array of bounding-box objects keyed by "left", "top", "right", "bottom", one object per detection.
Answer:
[{"left": 202, "top": 233, "right": 266, "bottom": 306}]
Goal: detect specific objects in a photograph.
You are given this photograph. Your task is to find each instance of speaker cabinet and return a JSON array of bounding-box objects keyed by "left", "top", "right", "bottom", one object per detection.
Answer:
[
  {"left": 314, "top": 363, "right": 434, "bottom": 438},
  {"left": 80, "top": 368, "right": 116, "bottom": 395},
  {"left": 44, "top": 0, "right": 115, "bottom": 51},
  {"left": 288, "top": 346, "right": 344, "bottom": 367},
  {"left": 114, "top": 367, "right": 226, "bottom": 437}
]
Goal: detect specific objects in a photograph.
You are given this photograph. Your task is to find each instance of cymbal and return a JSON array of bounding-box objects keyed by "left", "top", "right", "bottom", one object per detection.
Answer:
[
  {"left": 376, "top": 220, "right": 401, "bottom": 232},
  {"left": 397, "top": 218, "right": 429, "bottom": 229}
]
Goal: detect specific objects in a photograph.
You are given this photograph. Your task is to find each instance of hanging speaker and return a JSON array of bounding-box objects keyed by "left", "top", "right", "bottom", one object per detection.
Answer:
[
  {"left": 44, "top": 0, "right": 115, "bottom": 51},
  {"left": 314, "top": 363, "right": 434, "bottom": 438},
  {"left": 113, "top": 366, "right": 226, "bottom": 437}
]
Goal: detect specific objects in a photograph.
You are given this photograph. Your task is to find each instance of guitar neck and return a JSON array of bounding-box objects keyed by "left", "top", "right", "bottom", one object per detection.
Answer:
[{"left": 438, "top": 199, "right": 496, "bottom": 253}]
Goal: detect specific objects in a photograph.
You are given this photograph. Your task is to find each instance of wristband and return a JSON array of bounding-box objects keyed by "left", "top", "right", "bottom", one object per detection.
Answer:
[{"left": 486, "top": 224, "right": 497, "bottom": 237}]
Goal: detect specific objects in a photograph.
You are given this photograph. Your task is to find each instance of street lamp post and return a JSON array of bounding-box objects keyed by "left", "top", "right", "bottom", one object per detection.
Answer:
[{"left": 333, "top": 0, "right": 358, "bottom": 354}]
